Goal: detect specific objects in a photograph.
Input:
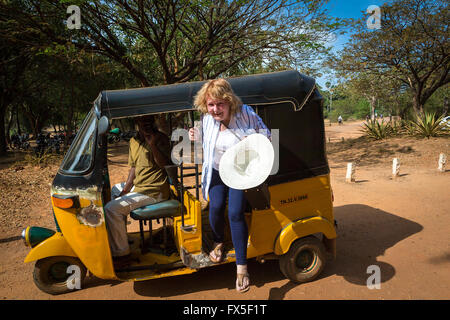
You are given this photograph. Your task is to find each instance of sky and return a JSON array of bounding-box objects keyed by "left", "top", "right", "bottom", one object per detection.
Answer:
[{"left": 316, "top": 0, "right": 386, "bottom": 88}]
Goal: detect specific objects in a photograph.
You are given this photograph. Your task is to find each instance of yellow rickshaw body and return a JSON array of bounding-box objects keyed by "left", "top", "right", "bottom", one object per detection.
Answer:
[
  {"left": 173, "top": 190, "right": 203, "bottom": 255},
  {"left": 247, "top": 174, "right": 335, "bottom": 257},
  {"left": 50, "top": 195, "right": 117, "bottom": 280}
]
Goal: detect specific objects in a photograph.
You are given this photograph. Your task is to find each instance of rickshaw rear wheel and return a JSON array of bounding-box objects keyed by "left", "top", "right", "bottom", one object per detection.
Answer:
[
  {"left": 279, "top": 236, "right": 326, "bottom": 283},
  {"left": 33, "top": 256, "right": 87, "bottom": 295}
]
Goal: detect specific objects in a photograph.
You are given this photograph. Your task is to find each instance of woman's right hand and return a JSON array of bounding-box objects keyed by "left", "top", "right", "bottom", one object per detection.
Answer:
[{"left": 189, "top": 127, "right": 199, "bottom": 141}]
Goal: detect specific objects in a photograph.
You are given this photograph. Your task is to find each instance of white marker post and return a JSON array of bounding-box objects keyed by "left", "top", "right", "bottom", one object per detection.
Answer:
[
  {"left": 346, "top": 162, "right": 355, "bottom": 183},
  {"left": 392, "top": 158, "right": 400, "bottom": 178},
  {"left": 438, "top": 153, "right": 446, "bottom": 172}
]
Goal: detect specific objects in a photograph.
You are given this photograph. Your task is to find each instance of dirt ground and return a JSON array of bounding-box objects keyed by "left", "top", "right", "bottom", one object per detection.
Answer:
[{"left": 0, "top": 120, "right": 449, "bottom": 300}]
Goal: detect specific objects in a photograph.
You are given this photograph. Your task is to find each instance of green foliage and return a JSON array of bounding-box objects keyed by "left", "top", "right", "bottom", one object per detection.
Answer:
[
  {"left": 423, "top": 85, "right": 450, "bottom": 115},
  {"left": 390, "top": 120, "right": 409, "bottom": 136},
  {"left": 408, "top": 112, "right": 448, "bottom": 138},
  {"left": 360, "top": 120, "right": 396, "bottom": 140},
  {"left": 320, "top": 81, "right": 376, "bottom": 121},
  {"left": 360, "top": 112, "right": 448, "bottom": 140},
  {"left": 329, "top": 0, "right": 449, "bottom": 115},
  {"left": 328, "top": 97, "right": 370, "bottom": 121},
  {"left": 15, "top": 150, "right": 63, "bottom": 168}
]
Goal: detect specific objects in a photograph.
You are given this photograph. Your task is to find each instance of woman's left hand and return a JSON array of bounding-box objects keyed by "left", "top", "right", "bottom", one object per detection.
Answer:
[{"left": 189, "top": 127, "right": 200, "bottom": 141}]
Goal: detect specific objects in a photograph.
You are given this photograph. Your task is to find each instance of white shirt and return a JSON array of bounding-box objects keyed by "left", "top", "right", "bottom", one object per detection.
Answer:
[
  {"left": 213, "top": 128, "right": 240, "bottom": 170},
  {"left": 201, "top": 104, "right": 271, "bottom": 199}
]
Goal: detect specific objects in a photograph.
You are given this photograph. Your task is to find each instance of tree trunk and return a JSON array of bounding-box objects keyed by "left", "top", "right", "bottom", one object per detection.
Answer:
[
  {"left": 0, "top": 109, "right": 6, "bottom": 156},
  {"left": 443, "top": 97, "right": 448, "bottom": 115},
  {"left": 370, "top": 96, "right": 376, "bottom": 120},
  {"left": 16, "top": 106, "right": 21, "bottom": 135},
  {"left": 412, "top": 94, "right": 424, "bottom": 115},
  {"left": 5, "top": 107, "right": 14, "bottom": 146},
  {"left": 0, "top": 93, "right": 14, "bottom": 155},
  {"left": 66, "top": 73, "right": 75, "bottom": 144},
  {"left": 23, "top": 107, "right": 37, "bottom": 138}
]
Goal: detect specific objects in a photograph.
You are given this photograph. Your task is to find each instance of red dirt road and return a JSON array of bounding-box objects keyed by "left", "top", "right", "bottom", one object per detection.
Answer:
[{"left": 0, "top": 121, "right": 449, "bottom": 300}]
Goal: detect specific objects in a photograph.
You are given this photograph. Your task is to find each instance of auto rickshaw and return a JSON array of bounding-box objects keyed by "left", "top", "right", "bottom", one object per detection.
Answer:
[{"left": 21, "top": 70, "right": 337, "bottom": 295}]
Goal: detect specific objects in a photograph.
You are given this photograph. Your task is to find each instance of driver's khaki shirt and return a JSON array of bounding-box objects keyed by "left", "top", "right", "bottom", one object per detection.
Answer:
[{"left": 128, "top": 136, "right": 170, "bottom": 201}]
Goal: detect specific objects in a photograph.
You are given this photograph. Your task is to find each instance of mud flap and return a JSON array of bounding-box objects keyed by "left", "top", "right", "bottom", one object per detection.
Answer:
[{"left": 24, "top": 233, "right": 77, "bottom": 263}]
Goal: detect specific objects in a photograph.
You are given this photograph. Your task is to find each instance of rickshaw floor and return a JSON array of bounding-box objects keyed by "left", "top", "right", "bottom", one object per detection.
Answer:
[
  {"left": 121, "top": 210, "right": 249, "bottom": 272},
  {"left": 128, "top": 227, "right": 179, "bottom": 258}
]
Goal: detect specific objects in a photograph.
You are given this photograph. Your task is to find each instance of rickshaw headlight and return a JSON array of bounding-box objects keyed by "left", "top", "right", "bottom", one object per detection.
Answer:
[
  {"left": 52, "top": 194, "right": 80, "bottom": 209},
  {"left": 21, "top": 227, "right": 30, "bottom": 247},
  {"left": 22, "top": 227, "right": 56, "bottom": 248}
]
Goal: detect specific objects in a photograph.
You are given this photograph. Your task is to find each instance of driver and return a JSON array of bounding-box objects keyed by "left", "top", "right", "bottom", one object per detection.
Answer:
[{"left": 104, "top": 115, "right": 171, "bottom": 269}]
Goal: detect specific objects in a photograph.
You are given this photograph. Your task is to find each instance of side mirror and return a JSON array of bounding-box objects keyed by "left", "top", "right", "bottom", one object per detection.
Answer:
[{"left": 98, "top": 116, "right": 109, "bottom": 136}]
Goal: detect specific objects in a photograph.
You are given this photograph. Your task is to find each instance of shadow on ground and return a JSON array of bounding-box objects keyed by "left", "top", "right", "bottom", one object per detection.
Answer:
[
  {"left": 131, "top": 204, "right": 423, "bottom": 299},
  {"left": 322, "top": 204, "right": 423, "bottom": 285}
]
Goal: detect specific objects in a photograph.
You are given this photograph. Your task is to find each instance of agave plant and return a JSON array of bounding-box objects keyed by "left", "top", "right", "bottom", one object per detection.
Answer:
[
  {"left": 360, "top": 119, "right": 394, "bottom": 140},
  {"left": 390, "top": 119, "right": 407, "bottom": 136},
  {"left": 408, "top": 112, "right": 447, "bottom": 138}
]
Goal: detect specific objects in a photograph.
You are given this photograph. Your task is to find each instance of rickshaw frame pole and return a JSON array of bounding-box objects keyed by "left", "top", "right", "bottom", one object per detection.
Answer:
[
  {"left": 180, "top": 164, "right": 184, "bottom": 227},
  {"left": 168, "top": 112, "right": 185, "bottom": 227},
  {"left": 189, "top": 111, "right": 200, "bottom": 200}
]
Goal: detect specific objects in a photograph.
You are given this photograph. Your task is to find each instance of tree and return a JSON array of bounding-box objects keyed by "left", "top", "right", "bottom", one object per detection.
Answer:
[
  {"left": 0, "top": 0, "right": 345, "bottom": 151},
  {"left": 0, "top": 0, "right": 36, "bottom": 155},
  {"left": 0, "top": 0, "right": 142, "bottom": 154},
  {"left": 8, "top": 0, "right": 343, "bottom": 86},
  {"left": 331, "top": 0, "right": 449, "bottom": 115},
  {"left": 345, "top": 73, "right": 407, "bottom": 120}
]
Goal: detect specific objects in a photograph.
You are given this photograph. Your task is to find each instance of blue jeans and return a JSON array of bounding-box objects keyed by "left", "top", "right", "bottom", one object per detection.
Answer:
[{"left": 209, "top": 169, "right": 248, "bottom": 265}]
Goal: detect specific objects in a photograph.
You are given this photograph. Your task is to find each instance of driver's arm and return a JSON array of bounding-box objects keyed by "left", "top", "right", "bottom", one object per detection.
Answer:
[
  {"left": 120, "top": 167, "right": 136, "bottom": 196},
  {"left": 147, "top": 133, "right": 171, "bottom": 168}
]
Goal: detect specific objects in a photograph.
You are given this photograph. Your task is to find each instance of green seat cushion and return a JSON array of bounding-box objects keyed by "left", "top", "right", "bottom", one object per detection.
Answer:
[{"left": 130, "top": 199, "right": 182, "bottom": 220}]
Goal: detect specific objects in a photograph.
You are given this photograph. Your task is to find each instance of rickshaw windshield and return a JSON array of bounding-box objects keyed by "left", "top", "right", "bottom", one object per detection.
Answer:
[{"left": 60, "top": 109, "right": 97, "bottom": 175}]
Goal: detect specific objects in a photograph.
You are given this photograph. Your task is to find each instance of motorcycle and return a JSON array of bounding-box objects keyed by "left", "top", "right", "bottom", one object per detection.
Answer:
[{"left": 107, "top": 127, "right": 121, "bottom": 144}]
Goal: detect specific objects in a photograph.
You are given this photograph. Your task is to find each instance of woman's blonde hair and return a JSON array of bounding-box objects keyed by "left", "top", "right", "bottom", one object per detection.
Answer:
[{"left": 193, "top": 78, "right": 242, "bottom": 115}]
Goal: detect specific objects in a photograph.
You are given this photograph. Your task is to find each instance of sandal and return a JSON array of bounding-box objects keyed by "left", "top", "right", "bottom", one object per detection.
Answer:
[
  {"left": 236, "top": 273, "right": 250, "bottom": 293},
  {"left": 209, "top": 243, "right": 224, "bottom": 263}
]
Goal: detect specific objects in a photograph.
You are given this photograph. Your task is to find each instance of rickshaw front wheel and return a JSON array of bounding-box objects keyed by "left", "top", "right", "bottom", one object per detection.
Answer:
[
  {"left": 279, "top": 236, "right": 326, "bottom": 283},
  {"left": 33, "top": 256, "right": 87, "bottom": 295}
]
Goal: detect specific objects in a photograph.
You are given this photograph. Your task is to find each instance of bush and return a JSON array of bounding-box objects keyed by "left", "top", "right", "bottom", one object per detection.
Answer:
[
  {"left": 14, "top": 149, "right": 63, "bottom": 168},
  {"left": 408, "top": 112, "right": 448, "bottom": 138},
  {"left": 360, "top": 119, "right": 395, "bottom": 140}
]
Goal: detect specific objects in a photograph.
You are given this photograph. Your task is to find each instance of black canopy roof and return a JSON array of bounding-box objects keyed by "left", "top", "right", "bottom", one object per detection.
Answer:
[{"left": 97, "top": 70, "right": 316, "bottom": 119}]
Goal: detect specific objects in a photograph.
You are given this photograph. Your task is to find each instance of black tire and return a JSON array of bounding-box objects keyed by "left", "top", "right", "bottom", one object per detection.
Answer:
[
  {"left": 279, "top": 236, "right": 326, "bottom": 283},
  {"left": 33, "top": 256, "right": 87, "bottom": 295}
]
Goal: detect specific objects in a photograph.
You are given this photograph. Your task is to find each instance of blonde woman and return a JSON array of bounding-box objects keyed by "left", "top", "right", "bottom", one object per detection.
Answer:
[{"left": 189, "top": 78, "right": 270, "bottom": 293}]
